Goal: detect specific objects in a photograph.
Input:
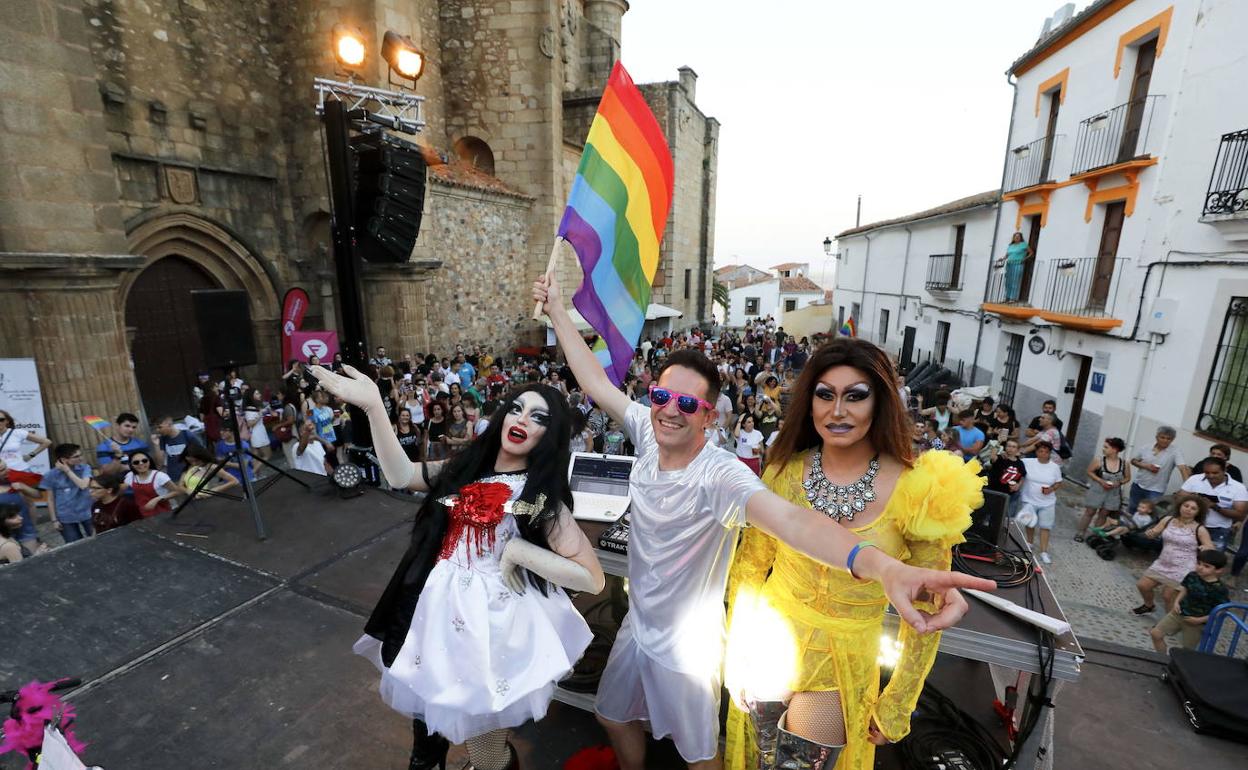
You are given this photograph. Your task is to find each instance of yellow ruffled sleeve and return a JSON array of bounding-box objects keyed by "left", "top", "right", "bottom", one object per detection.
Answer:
[
  {"left": 725, "top": 461, "right": 791, "bottom": 625},
  {"left": 871, "top": 451, "right": 985, "bottom": 741}
]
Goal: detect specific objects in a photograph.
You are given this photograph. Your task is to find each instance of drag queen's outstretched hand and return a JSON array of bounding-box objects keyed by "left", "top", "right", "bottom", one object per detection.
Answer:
[{"left": 309, "top": 364, "right": 385, "bottom": 414}]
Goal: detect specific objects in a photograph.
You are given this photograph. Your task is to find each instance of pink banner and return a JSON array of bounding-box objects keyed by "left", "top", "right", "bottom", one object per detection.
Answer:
[{"left": 289, "top": 330, "right": 339, "bottom": 363}]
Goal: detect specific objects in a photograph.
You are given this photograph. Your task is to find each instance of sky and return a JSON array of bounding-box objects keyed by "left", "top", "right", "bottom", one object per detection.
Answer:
[{"left": 621, "top": 0, "right": 1071, "bottom": 287}]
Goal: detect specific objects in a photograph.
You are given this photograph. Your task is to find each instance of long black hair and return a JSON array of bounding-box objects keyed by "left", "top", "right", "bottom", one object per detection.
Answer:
[
  {"left": 366, "top": 383, "right": 577, "bottom": 664},
  {"left": 412, "top": 382, "right": 574, "bottom": 594}
]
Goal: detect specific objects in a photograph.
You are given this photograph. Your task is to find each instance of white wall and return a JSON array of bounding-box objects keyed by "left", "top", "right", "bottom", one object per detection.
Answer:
[
  {"left": 727, "top": 280, "right": 779, "bottom": 326},
  {"left": 834, "top": 202, "right": 998, "bottom": 378},
  {"left": 981, "top": 0, "right": 1248, "bottom": 479}
]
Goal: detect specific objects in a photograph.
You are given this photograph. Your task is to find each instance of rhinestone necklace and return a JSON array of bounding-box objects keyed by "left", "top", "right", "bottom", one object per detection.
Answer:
[{"left": 802, "top": 451, "right": 880, "bottom": 521}]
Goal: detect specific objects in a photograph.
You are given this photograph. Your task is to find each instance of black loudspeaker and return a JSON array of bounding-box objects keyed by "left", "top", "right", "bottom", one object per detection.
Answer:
[
  {"left": 353, "top": 138, "right": 427, "bottom": 263},
  {"left": 966, "top": 488, "right": 1008, "bottom": 547},
  {"left": 191, "top": 290, "right": 257, "bottom": 368}
]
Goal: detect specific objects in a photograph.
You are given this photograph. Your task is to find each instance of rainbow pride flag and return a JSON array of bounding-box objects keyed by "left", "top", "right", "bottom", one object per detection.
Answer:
[
  {"left": 839, "top": 317, "right": 857, "bottom": 337},
  {"left": 558, "top": 62, "right": 674, "bottom": 385},
  {"left": 83, "top": 415, "right": 111, "bottom": 433}
]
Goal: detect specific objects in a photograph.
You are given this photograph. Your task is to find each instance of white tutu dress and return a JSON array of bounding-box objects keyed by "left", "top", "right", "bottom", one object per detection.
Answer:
[{"left": 354, "top": 472, "right": 593, "bottom": 743}]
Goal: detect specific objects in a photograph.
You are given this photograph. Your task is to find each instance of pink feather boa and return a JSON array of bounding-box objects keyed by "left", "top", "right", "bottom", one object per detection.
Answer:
[{"left": 0, "top": 680, "right": 87, "bottom": 769}]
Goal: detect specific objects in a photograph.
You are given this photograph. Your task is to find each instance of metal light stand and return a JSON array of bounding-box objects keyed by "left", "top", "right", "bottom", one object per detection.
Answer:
[
  {"left": 173, "top": 386, "right": 310, "bottom": 540},
  {"left": 313, "top": 77, "right": 424, "bottom": 463}
]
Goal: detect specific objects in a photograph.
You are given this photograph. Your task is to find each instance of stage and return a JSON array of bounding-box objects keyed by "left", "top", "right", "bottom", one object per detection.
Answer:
[{"left": 1, "top": 474, "right": 1244, "bottom": 769}]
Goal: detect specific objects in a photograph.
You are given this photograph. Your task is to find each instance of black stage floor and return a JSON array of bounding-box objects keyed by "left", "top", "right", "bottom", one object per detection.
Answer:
[{"left": 2, "top": 475, "right": 1244, "bottom": 769}]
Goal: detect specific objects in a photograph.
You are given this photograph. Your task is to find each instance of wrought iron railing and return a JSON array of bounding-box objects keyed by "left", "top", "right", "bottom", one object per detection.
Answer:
[
  {"left": 984, "top": 262, "right": 1035, "bottom": 305},
  {"left": 1042, "top": 257, "right": 1127, "bottom": 317},
  {"left": 1005, "top": 134, "right": 1063, "bottom": 191},
  {"left": 1071, "top": 95, "right": 1165, "bottom": 176},
  {"left": 925, "top": 254, "right": 965, "bottom": 292},
  {"left": 1203, "top": 129, "right": 1248, "bottom": 216},
  {"left": 1197, "top": 297, "right": 1248, "bottom": 445}
]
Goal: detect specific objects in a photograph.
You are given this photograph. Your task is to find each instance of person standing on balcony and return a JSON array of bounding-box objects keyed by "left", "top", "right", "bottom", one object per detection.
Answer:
[{"left": 1003, "top": 232, "right": 1033, "bottom": 303}]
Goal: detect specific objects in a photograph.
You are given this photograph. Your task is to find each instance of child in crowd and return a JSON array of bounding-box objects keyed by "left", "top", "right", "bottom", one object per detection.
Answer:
[
  {"left": 1098, "top": 500, "right": 1156, "bottom": 540},
  {"left": 1149, "top": 549, "right": 1229, "bottom": 651},
  {"left": 180, "top": 444, "right": 240, "bottom": 497},
  {"left": 39, "top": 444, "right": 95, "bottom": 543},
  {"left": 603, "top": 419, "right": 627, "bottom": 456},
  {"left": 89, "top": 473, "right": 141, "bottom": 533},
  {"left": 1, "top": 503, "right": 30, "bottom": 563},
  {"left": 215, "top": 425, "right": 256, "bottom": 484}
]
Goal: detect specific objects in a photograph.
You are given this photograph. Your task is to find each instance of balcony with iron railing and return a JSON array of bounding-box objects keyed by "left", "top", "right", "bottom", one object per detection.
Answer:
[
  {"left": 1202, "top": 129, "right": 1248, "bottom": 225},
  {"left": 1071, "top": 95, "right": 1165, "bottom": 177},
  {"left": 925, "top": 254, "right": 965, "bottom": 293},
  {"left": 981, "top": 256, "right": 1130, "bottom": 332},
  {"left": 1005, "top": 134, "right": 1064, "bottom": 192},
  {"left": 1040, "top": 256, "right": 1128, "bottom": 331}
]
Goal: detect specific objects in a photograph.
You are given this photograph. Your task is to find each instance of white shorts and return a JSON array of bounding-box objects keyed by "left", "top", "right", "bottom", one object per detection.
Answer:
[
  {"left": 1020, "top": 502, "right": 1056, "bottom": 530},
  {"left": 594, "top": 619, "right": 721, "bottom": 763}
]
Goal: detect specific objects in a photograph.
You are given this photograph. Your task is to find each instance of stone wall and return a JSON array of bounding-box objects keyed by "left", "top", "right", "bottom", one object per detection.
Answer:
[{"left": 406, "top": 178, "right": 533, "bottom": 356}]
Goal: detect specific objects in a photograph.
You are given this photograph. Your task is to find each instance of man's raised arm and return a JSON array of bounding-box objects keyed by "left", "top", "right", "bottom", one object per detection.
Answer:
[{"left": 532, "top": 273, "right": 631, "bottom": 423}]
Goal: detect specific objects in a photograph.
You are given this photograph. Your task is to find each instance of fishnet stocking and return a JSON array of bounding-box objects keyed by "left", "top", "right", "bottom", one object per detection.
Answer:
[
  {"left": 464, "top": 729, "right": 511, "bottom": 770},
  {"left": 785, "top": 690, "right": 847, "bottom": 746}
]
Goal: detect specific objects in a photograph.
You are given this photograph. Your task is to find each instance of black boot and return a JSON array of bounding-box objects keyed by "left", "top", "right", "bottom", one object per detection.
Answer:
[{"left": 410, "top": 718, "right": 449, "bottom": 770}]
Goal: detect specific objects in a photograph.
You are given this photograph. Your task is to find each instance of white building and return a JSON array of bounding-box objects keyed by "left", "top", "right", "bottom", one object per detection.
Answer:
[
  {"left": 834, "top": 190, "right": 1000, "bottom": 383},
  {"left": 726, "top": 262, "right": 825, "bottom": 327},
  {"left": 835, "top": 0, "right": 1248, "bottom": 479}
]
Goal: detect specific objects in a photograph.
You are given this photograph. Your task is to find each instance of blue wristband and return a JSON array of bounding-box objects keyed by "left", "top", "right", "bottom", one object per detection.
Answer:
[{"left": 847, "top": 540, "right": 878, "bottom": 580}]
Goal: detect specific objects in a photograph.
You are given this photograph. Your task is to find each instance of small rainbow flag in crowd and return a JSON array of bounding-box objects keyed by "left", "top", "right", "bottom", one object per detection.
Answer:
[
  {"left": 83, "top": 415, "right": 111, "bottom": 433},
  {"left": 558, "top": 62, "right": 674, "bottom": 385},
  {"left": 839, "top": 317, "right": 857, "bottom": 337}
]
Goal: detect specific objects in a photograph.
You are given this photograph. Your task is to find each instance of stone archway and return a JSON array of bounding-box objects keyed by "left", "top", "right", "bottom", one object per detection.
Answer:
[{"left": 123, "top": 213, "right": 283, "bottom": 415}]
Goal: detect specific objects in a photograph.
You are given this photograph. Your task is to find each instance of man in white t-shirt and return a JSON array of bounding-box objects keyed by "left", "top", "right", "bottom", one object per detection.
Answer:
[
  {"left": 1180, "top": 457, "right": 1248, "bottom": 551},
  {"left": 1020, "top": 442, "right": 1063, "bottom": 565},
  {"left": 291, "top": 421, "right": 332, "bottom": 476},
  {"left": 536, "top": 273, "right": 993, "bottom": 769}
]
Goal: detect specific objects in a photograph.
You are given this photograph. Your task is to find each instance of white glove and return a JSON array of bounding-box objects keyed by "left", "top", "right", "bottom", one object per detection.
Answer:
[
  {"left": 499, "top": 538, "right": 598, "bottom": 595},
  {"left": 310, "top": 364, "right": 414, "bottom": 488}
]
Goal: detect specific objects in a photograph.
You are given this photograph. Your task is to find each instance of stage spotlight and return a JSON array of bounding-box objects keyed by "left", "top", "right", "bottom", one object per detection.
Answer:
[
  {"left": 333, "top": 462, "right": 365, "bottom": 498},
  {"left": 333, "top": 24, "right": 366, "bottom": 70},
  {"left": 383, "top": 31, "right": 425, "bottom": 82}
]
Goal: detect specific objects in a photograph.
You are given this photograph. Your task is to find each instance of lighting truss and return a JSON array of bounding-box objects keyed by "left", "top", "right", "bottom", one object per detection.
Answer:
[{"left": 314, "top": 77, "right": 426, "bottom": 135}]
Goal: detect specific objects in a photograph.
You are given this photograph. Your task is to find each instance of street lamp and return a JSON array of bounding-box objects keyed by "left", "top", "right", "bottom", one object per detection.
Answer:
[{"left": 823, "top": 236, "right": 833, "bottom": 255}]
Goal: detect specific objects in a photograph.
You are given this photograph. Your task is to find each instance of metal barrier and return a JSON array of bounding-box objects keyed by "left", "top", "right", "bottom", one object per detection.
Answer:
[{"left": 1198, "top": 602, "right": 1248, "bottom": 657}]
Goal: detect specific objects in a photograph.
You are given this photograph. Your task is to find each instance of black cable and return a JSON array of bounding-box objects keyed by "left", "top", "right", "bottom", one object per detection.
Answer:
[
  {"left": 899, "top": 682, "right": 1009, "bottom": 769},
  {"left": 952, "top": 533, "right": 1035, "bottom": 588}
]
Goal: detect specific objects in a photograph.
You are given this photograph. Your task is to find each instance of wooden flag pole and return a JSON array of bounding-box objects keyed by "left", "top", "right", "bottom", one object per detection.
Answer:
[{"left": 532, "top": 236, "right": 564, "bottom": 321}]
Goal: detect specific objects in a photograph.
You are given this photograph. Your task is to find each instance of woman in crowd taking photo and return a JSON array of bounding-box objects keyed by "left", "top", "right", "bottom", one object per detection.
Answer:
[
  {"left": 310, "top": 364, "right": 604, "bottom": 770},
  {"left": 725, "top": 338, "right": 984, "bottom": 770}
]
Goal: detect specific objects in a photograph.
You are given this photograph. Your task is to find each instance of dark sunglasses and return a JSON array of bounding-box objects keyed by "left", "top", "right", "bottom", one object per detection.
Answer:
[
  {"left": 648, "top": 385, "right": 713, "bottom": 415},
  {"left": 131, "top": 458, "right": 150, "bottom": 464}
]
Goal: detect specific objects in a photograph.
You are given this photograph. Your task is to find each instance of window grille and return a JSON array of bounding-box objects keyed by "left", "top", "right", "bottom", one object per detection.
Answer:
[{"left": 1197, "top": 297, "right": 1248, "bottom": 445}]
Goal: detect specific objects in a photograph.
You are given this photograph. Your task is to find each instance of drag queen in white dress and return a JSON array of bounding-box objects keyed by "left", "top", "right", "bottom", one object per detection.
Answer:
[{"left": 311, "top": 368, "right": 605, "bottom": 770}]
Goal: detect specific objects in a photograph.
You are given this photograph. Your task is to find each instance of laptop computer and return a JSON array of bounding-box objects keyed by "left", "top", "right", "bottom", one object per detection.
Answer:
[{"left": 568, "top": 451, "right": 635, "bottom": 522}]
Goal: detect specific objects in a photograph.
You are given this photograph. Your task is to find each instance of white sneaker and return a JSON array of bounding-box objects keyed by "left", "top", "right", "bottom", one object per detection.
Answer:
[{"left": 1040, "top": 552, "right": 1052, "bottom": 565}]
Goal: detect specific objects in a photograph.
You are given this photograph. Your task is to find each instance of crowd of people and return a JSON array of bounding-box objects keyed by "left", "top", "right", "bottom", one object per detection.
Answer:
[{"left": 2, "top": 298, "right": 1245, "bottom": 770}]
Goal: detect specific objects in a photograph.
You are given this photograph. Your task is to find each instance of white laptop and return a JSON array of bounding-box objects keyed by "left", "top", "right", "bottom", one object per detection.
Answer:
[{"left": 568, "top": 451, "right": 635, "bottom": 522}]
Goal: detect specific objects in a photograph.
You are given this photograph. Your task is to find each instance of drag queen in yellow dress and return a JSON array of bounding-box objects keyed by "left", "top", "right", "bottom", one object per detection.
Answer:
[{"left": 724, "top": 338, "right": 984, "bottom": 770}]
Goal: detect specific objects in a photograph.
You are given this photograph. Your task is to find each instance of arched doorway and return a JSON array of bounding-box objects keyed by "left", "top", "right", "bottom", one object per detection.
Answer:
[{"left": 125, "top": 256, "right": 220, "bottom": 419}]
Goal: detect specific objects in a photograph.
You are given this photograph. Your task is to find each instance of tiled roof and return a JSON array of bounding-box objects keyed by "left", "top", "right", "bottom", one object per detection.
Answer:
[
  {"left": 780, "top": 276, "right": 823, "bottom": 293},
  {"left": 836, "top": 190, "right": 999, "bottom": 238},
  {"left": 422, "top": 146, "right": 533, "bottom": 200},
  {"left": 731, "top": 274, "right": 775, "bottom": 290},
  {"left": 714, "top": 264, "right": 742, "bottom": 274},
  {"left": 1008, "top": 0, "right": 1119, "bottom": 76},
  {"left": 771, "top": 262, "right": 805, "bottom": 270}
]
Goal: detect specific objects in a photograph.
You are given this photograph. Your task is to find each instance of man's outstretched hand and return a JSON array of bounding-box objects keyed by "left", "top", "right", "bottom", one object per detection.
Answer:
[{"left": 876, "top": 561, "right": 996, "bottom": 634}]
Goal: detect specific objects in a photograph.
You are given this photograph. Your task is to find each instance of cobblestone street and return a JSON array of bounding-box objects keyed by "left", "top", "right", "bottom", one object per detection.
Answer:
[{"left": 1040, "top": 482, "right": 1245, "bottom": 655}]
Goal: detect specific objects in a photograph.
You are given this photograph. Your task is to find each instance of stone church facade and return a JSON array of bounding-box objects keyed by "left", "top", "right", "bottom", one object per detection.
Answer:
[{"left": 0, "top": 0, "right": 718, "bottom": 451}]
